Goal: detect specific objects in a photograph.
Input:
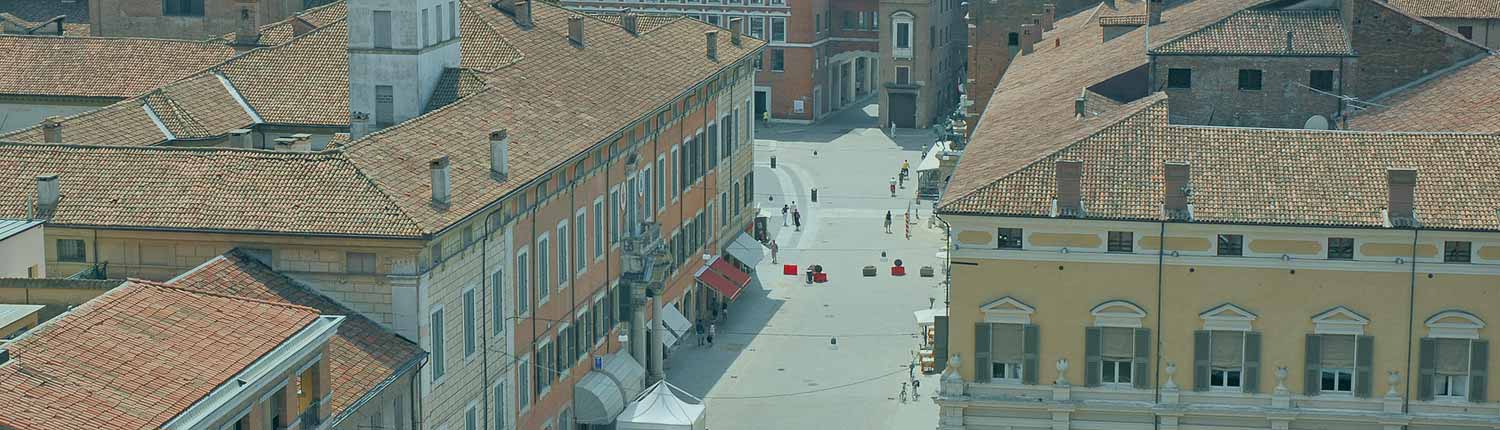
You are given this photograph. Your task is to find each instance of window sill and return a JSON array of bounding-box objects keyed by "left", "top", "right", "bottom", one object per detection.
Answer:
[{"left": 1208, "top": 387, "right": 1244, "bottom": 393}]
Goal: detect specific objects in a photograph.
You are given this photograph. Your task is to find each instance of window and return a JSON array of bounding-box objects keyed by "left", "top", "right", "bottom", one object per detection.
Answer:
[
  {"left": 430, "top": 307, "right": 446, "bottom": 382},
  {"left": 373, "top": 10, "right": 392, "bottom": 48},
  {"left": 537, "top": 236, "right": 550, "bottom": 301},
  {"left": 375, "top": 85, "right": 395, "bottom": 128},
  {"left": 491, "top": 269, "right": 504, "bottom": 336},
  {"left": 1097, "top": 327, "right": 1136, "bottom": 385},
  {"left": 609, "top": 188, "right": 620, "bottom": 244},
  {"left": 1107, "top": 231, "right": 1133, "bottom": 253},
  {"left": 344, "top": 251, "right": 378, "bottom": 274},
  {"left": 815, "top": 14, "right": 822, "bottom": 32},
  {"left": 465, "top": 403, "right": 478, "bottom": 430},
  {"left": 517, "top": 250, "right": 530, "bottom": 315},
  {"left": 1423, "top": 337, "right": 1480, "bottom": 401},
  {"left": 977, "top": 323, "right": 1037, "bottom": 384},
  {"left": 929, "top": 25, "right": 935, "bottom": 49},
  {"left": 463, "top": 288, "right": 477, "bottom": 358},
  {"left": 1217, "top": 234, "right": 1243, "bottom": 256},
  {"left": 1444, "top": 241, "right": 1472, "bottom": 263},
  {"left": 575, "top": 211, "right": 587, "bottom": 274},
  {"left": 422, "top": 8, "right": 430, "bottom": 47},
  {"left": 1317, "top": 334, "right": 1356, "bottom": 394},
  {"left": 449, "top": 1, "right": 458, "bottom": 40},
  {"left": 1167, "top": 68, "right": 1192, "bottom": 89},
  {"left": 1309, "top": 70, "right": 1334, "bottom": 92},
  {"left": 771, "top": 49, "right": 785, "bottom": 71},
  {"left": 163, "top": 0, "right": 205, "bottom": 16},
  {"left": 843, "top": 11, "right": 856, "bottom": 29},
  {"left": 895, "top": 21, "right": 912, "bottom": 49},
  {"left": 462, "top": 225, "right": 475, "bottom": 246},
  {"left": 895, "top": 66, "right": 910, "bottom": 84},
  {"left": 1327, "top": 237, "right": 1354, "bottom": 260},
  {"left": 670, "top": 147, "right": 679, "bottom": 197},
  {"left": 556, "top": 223, "right": 568, "bottom": 287},
  {"left": 435, "top": 4, "right": 444, "bottom": 42},
  {"left": 1207, "top": 331, "right": 1244, "bottom": 390},
  {"left": 518, "top": 356, "right": 531, "bottom": 409},
  {"left": 537, "top": 340, "right": 553, "bottom": 393},
  {"left": 749, "top": 16, "right": 765, "bottom": 39},
  {"left": 656, "top": 157, "right": 666, "bottom": 212},
  {"left": 996, "top": 228, "right": 1022, "bottom": 249},
  {"left": 1237, "top": 69, "right": 1263, "bottom": 91},
  {"left": 593, "top": 199, "right": 604, "bottom": 259},
  {"left": 1458, "top": 25, "right": 1474, "bottom": 40},
  {"left": 1007, "top": 32, "right": 1019, "bottom": 46},
  {"left": 56, "top": 239, "right": 85, "bottom": 262}
]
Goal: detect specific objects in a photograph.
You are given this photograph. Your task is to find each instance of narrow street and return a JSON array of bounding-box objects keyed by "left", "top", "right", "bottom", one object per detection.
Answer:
[{"left": 665, "top": 103, "right": 947, "bottom": 429}]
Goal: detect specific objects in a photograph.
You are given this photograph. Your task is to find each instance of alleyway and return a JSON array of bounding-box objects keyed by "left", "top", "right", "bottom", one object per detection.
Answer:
[{"left": 664, "top": 102, "right": 946, "bottom": 429}]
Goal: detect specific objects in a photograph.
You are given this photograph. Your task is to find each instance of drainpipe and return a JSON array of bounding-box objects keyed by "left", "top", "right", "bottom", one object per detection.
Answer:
[
  {"left": 1402, "top": 228, "right": 1419, "bottom": 413},
  {"left": 1153, "top": 220, "right": 1166, "bottom": 430}
]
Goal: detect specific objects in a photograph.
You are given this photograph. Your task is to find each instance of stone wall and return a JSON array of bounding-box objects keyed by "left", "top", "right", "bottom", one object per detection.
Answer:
[
  {"left": 1153, "top": 55, "right": 1345, "bottom": 128},
  {"left": 1344, "top": 0, "right": 1488, "bottom": 100}
]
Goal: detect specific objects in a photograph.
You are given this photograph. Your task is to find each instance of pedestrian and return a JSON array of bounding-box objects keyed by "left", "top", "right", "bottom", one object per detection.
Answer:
[
  {"left": 901, "top": 159, "right": 910, "bottom": 175},
  {"left": 762, "top": 110, "right": 771, "bottom": 127},
  {"left": 695, "top": 319, "right": 705, "bottom": 346},
  {"left": 889, "top": 177, "right": 897, "bottom": 197},
  {"left": 790, "top": 201, "right": 798, "bottom": 213},
  {"left": 721, "top": 301, "right": 730, "bottom": 319},
  {"left": 899, "top": 173, "right": 906, "bottom": 189},
  {"left": 884, "top": 211, "right": 893, "bottom": 233},
  {"left": 769, "top": 240, "right": 779, "bottom": 264},
  {"left": 781, "top": 204, "right": 790, "bottom": 226},
  {"left": 708, "top": 323, "right": 717, "bottom": 345},
  {"left": 912, "top": 378, "right": 921, "bottom": 400},
  {"left": 792, "top": 208, "right": 802, "bottom": 231}
]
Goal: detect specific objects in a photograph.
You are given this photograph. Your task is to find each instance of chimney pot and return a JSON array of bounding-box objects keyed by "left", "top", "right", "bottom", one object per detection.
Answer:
[
  {"left": 1020, "top": 23, "right": 1037, "bottom": 54},
  {"left": 228, "top": 128, "right": 252, "bottom": 148},
  {"left": 1164, "top": 162, "right": 1190, "bottom": 219},
  {"left": 431, "top": 156, "right": 452, "bottom": 206},
  {"left": 1055, "top": 160, "right": 1083, "bottom": 217},
  {"left": 1041, "top": 4, "right": 1056, "bottom": 31},
  {"left": 568, "top": 16, "right": 585, "bottom": 46},
  {"left": 490, "top": 129, "right": 511, "bottom": 179},
  {"left": 705, "top": 30, "right": 719, "bottom": 61},
  {"left": 729, "top": 17, "right": 743, "bottom": 45},
  {"left": 41, "top": 116, "right": 62, "bottom": 143},
  {"left": 1387, "top": 168, "right": 1417, "bottom": 227},
  {"left": 35, "top": 174, "right": 59, "bottom": 214}
]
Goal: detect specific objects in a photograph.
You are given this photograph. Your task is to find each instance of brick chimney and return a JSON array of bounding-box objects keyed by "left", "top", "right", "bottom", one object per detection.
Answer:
[
  {"left": 490, "top": 129, "right": 510, "bottom": 179},
  {"left": 1164, "top": 162, "right": 1190, "bottom": 219},
  {"left": 41, "top": 116, "right": 62, "bottom": 143},
  {"left": 515, "top": 0, "right": 532, "bottom": 27},
  {"left": 1041, "top": 4, "right": 1056, "bottom": 31},
  {"left": 705, "top": 30, "right": 719, "bottom": 61},
  {"left": 431, "top": 156, "right": 452, "bottom": 206},
  {"left": 1020, "top": 23, "right": 1037, "bottom": 55},
  {"left": 729, "top": 17, "right": 742, "bottom": 46},
  {"left": 1148, "top": 0, "right": 1163, "bottom": 25},
  {"left": 622, "top": 8, "right": 638, "bottom": 35},
  {"left": 568, "top": 16, "right": 585, "bottom": 46},
  {"left": 1387, "top": 168, "right": 1417, "bottom": 227},
  {"left": 229, "top": 129, "right": 252, "bottom": 148},
  {"left": 233, "top": 5, "right": 261, "bottom": 51},
  {"left": 35, "top": 175, "right": 59, "bottom": 215},
  {"left": 1055, "top": 160, "right": 1082, "bottom": 217}
]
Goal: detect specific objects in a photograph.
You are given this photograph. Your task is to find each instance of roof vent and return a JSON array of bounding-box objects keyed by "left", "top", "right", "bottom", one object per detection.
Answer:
[
  {"left": 41, "top": 116, "right": 62, "bottom": 143},
  {"left": 568, "top": 16, "right": 585, "bottom": 47},
  {"left": 1164, "top": 162, "right": 1191, "bottom": 220},
  {"left": 729, "top": 17, "right": 743, "bottom": 46},
  {"left": 622, "top": 8, "right": 638, "bottom": 35},
  {"left": 431, "top": 156, "right": 452, "bottom": 207},
  {"left": 490, "top": 129, "right": 510, "bottom": 179},
  {"left": 1387, "top": 168, "right": 1417, "bottom": 227},
  {"left": 1055, "top": 160, "right": 1083, "bottom": 217},
  {"left": 705, "top": 30, "right": 719, "bottom": 61},
  {"left": 36, "top": 174, "right": 59, "bottom": 216}
]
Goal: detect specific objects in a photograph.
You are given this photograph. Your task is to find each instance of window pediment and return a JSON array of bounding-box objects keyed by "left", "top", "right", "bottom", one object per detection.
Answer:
[
  {"left": 981, "top": 296, "right": 1034, "bottom": 324},
  {"left": 1312, "top": 306, "right": 1369, "bottom": 335},
  {"left": 1426, "top": 310, "right": 1484, "bottom": 339},
  {"left": 1090, "top": 300, "right": 1146, "bottom": 328},
  {"left": 1200, "top": 303, "right": 1256, "bottom": 331}
]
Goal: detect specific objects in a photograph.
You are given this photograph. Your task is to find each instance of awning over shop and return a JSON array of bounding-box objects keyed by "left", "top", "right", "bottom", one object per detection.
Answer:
[
  {"left": 694, "top": 256, "right": 751, "bottom": 301},
  {"left": 914, "top": 307, "right": 949, "bottom": 327},
  {"left": 725, "top": 232, "right": 766, "bottom": 267},
  {"left": 574, "top": 352, "right": 647, "bottom": 425},
  {"left": 709, "top": 258, "right": 751, "bottom": 288},
  {"left": 603, "top": 352, "right": 646, "bottom": 395},
  {"left": 660, "top": 304, "right": 692, "bottom": 348},
  {"left": 918, "top": 141, "right": 952, "bottom": 172}
]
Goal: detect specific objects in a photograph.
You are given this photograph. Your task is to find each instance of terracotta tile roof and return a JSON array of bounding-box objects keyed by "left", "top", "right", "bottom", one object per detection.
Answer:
[
  {"left": 944, "top": 97, "right": 1500, "bottom": 232},
  {"left": 0, "top": 97, "right": 167, "bottom": 145},
  {"left": 167, "top": 251, "right": 425, "bottom": 426},
  {"left": 944, "top": 0, "right": 1261, "bottom": 209},
  {"left": 1347, "top": 55, "right": 1500, "bottom": 133},
  {"left": 0, "top": 34, "right": 234, "bottom": 98},
  {"left": 0, "top": 142, "right": 424, "bottom": 237},
  {"left": 1, "top": 73, "right": 254, "bottom": 146},
  {"left": 1098, "top": 14, "right": 1147, "bottom": 26},
  {"left": 218, "top": 20, "right": 350, "bottom": 127},
  {"left": 217, "top": 1, "right": 349, "bottom": 46},
  {"left": 0, "top": 0, "right": 88, "bottom": 23},
  {"left": 1151, "top": 9, "right": 1353, "bottom": 56},
  {"left": 0, "top": 12, "right": 90, "bottom": 36},
  {"left": 425, "top": 68, "right": 490, "bottom": 112},
  {"left": 585, "top": 11, "right": 689, "bottom": 33},
  {"left": 1388, "top": 0, "right": 1500, "bottom": 18},
  {"left": 0, "top": 280, "right": 319, "bottom": 430}
]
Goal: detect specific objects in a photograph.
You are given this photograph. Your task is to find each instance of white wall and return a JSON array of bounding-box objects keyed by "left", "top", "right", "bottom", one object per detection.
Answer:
[
  {"left": 0, "top": 224, "right": 45, "bottom": 278},
  {"left": 0, "top": 101, "right": 108, "bottom": 133}
]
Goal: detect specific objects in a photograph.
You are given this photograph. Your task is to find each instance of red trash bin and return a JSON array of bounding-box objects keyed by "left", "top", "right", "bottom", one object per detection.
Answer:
[
  {"left": 784, "top": 264, "right": 799, "bottom": 275},
  {"left": 891, "top": 266, "right": 907, "bottom": 276},
  {"left": 813, "top": 272, "right": 829, "bottom": 283}
]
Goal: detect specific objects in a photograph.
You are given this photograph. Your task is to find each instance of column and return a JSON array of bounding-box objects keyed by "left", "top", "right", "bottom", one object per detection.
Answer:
[{"left": 846, "top": 61, "right": 856, "bottom": 105}]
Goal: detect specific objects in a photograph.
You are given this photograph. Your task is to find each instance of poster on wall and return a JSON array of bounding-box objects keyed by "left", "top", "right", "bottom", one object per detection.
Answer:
[{"left": 793, "top": 100, "right": 805, "bottom": 113}]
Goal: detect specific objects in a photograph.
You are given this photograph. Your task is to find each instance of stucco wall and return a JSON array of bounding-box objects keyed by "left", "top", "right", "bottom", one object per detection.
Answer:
[
  {"left": 0, "top": 100, "right": 112, "bottom": 133},
  {"left": 0, "top": 223, "right": 44, "bottom": 277}
]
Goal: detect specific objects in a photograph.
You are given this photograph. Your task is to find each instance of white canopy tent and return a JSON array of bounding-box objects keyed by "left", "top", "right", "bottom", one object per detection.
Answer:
[
  {"left": 617, "top": 381, "right": 706, "bottom": 430},
  {"left": 914, "top": 306, "right": 948, "bottom": 328},
  {"left": 917, "top": 141, "right": 953, "bottom": 172},
  {"left": 725, "top": 232, "right": 767, "bottom": 267}
]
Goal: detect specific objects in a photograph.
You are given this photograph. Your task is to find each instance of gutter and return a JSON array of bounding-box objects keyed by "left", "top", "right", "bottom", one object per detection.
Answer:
[{"left": 323, "top": 351, "right": 429, "bottom": 429}]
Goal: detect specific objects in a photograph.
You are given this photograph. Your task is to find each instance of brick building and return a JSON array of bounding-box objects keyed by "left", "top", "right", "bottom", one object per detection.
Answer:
[
  {"left": 962, "top": 0, "right": 1097, "bottom": 124},
  {"left": 1389, "top": 0, "right": 1500, "bottom": 49},
  {"left": 878, "top": 0, "right": 965, "bottom": 128},
  {"left": 84, "top": 0, "right": 334, "bottom": 39},
  {"left": 0, "top": 1, "right": 763, "bottom": 429}
]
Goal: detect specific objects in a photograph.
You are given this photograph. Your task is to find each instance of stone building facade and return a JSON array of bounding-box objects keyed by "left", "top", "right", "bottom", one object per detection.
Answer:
[
  {"left": 878, "top": 0, "right": 966, "bottom": 128},
  {"left": 87, "top": 0, "right": 324, "bottom": 39}
]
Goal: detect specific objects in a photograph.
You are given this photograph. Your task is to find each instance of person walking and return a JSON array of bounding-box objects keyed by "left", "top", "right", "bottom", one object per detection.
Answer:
[
  {"left": 769, "top": 239, "right": 779, "bottom": 264},
  {"left": 708, "top": 323, "right": 717, "bottom": 345},
  {"left": 792, "top": 208, "right": 802, "bottom": 231},
  {"left": 884, "top": 211, "right": 893, "bottom": 233},
  {"left": 781, "top": 204, "right": 790, "bottom": 226},
  {"left": 889, "top": 177, "right": 898, "bottom": 197},
  {"left": 695, "top": 319, "right": 706, "bottom": 346}
]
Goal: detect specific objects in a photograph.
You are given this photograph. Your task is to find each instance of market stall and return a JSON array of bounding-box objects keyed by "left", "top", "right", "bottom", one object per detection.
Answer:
[{"left": 617, "top": 381, "right": 706, "bottom": 430}]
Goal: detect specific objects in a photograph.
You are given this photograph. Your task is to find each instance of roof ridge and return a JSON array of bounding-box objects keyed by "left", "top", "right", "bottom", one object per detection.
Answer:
[
  {"left": 127, "top": 278, "right": 325, "bottom": 315},
  {"left": 0, "top": 32, "right": 235, "bottom": 46},
  {"left": 0, "top": 139, "right": 343, "bottom": 158},
  {"left": 331, "top": 151, "right": 433, "bottom": 236},
  {"left": 457, "top": 0, "right": 524, "bottom": 72},
  {"left": 216, "top": 9, "right": 350, "bottom": 72}
]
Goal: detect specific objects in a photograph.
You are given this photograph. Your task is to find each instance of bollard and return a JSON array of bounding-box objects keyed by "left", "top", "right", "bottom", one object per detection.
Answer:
[
  {"left": 811, "top": 188, "right": 818, "bottom": 202},
  {"left": 771, "top": 155, "right": 777, "bottom": 168},
  {"left": 806, "top": 269, "right": 815, "bottom": 284}
]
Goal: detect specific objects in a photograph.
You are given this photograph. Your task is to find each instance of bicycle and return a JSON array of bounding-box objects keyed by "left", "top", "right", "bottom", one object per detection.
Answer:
[{"left": 899, "top": 382, "right": 908, "bottom": 403}]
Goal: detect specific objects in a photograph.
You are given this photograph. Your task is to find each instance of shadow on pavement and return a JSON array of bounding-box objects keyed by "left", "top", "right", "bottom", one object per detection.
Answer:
[{"left": 663, "top": 267, "right": 785, "bottom": 396}]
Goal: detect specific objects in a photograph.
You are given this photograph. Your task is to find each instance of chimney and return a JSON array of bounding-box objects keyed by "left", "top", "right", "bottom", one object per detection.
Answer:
[
  {"left": 234, "top": 5, "right": 260, "bottom": 50},
  {"left": 41, "top": 116, "right": 62, "bottom": 143},
  {"left": 430, "top": 156, "right": 452, "bottom": 206},
  {"left": 1148, "top": 0, "right": 1163, "bottom": 25},
  {"left": 1041, "top": 4, "right": 1055, "bottom": 31},
  {"left": 705, "top": 30, "right": 719, "bottom": 61},
  {"left": 273, "top": 136, "right": 297, "bottom": 149},
  {"left": 1387, "top": 168, "right": 1417, "bottom": 227},
  {"left": 729, "top": 17, "right": 743, "bottom": 46},
  {"left": 1055, "top": 160, "right": 1082, "bottom": 217},
  {"left": 36, "top": 175, "right": 59, "bottom": 214},
  {"left": 494, "top": 0, "right": 516, "bottom": 13},
  {"left": 1164, "top": 162, "right": 1190, "bottom": 219},
  {"left": 1074, "top": 95, "right": 1086, "bottom": 117},
  {"left": 490, "top": 129, "right": 511, "bottom": 179},
  {"left": 568, "top": 16, "right": 585, "bottom": 46},
  {"left": 622, "top": 8, "right": 638, "bottom": 35},
  {"left": 515, "top": 0, "right": 532, "bottom": 27},
  {"left": 1020, "top": 23, "right": 1037, "bottom": 54},
  {"left": 228, "top": 128, "right": 252, "bottom": 148}
]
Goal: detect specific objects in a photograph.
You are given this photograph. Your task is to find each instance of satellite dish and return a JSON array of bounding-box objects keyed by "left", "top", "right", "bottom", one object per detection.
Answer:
[{"left": 1304, "top": 115, "right": 1330, "bottom": 130}]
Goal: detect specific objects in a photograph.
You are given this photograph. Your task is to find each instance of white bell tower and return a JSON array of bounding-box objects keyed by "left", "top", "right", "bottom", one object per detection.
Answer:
[{"left": 348, "top": 0, "right": 462, "bottom": 138}]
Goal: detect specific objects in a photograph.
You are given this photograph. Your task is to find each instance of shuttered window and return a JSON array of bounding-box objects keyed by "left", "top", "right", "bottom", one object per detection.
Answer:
[
  {"left": 1194, "top": 330, "right": 1261, "bottom": 393},
  {"left": 975, "top": 323, "right": 1038, "bottom": 384},
  {"left": 1304, "top": 334, "right": 1370, "bottom": 396},
  {"left": 1086, "top": 327, "right": 1151, "bottom": 389},
  {"left": 1419, "top": 338, "right": 1488, "bottom": 402}
]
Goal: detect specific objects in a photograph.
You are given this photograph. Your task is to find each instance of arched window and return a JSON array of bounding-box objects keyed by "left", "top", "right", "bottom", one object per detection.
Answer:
[
  {"left": 1418, "top": 311, "right": 1487, "bottom": 401},
  {"left": 892, "top": 12, "right": 914, "bottom": 59}
]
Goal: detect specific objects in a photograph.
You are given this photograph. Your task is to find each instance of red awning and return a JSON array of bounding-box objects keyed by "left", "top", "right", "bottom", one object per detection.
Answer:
[
  {"left": 709, "top": 258, "right": 751, "bottom": 288},
  {"left": 696, "top": 267, "right": 743, "bottom": 301}
]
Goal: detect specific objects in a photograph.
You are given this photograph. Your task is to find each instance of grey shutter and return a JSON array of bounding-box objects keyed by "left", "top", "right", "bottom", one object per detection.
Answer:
[
  {"left": 1084, "top": 327, "right": 1101, "bottom": 387},
  {"left": 1417, "top": 338, "right": 1435, "bottom": 401},
  {"left": 1356, "top": 335, "right": 1374, "bottom": 398},
  {"left": 1022, "top": 324, "right": 1040, "bottom": 385},
  {"left": 1133, "top": 328, "right": 1151, "bottom": 389},
  {"left": 1243, "top": 331, "right": 1261, "bottom": 393},
  {"left": 1304, "top": 334, "right": 1322, "bottom": 396},
  {"left": 1193, "top": 330, "right": 1210, "bottom": 392},
  {"left": 934, "top": 315, "right": 949, "bottom": 372},
  {"left": 974, "top": 323, "right": 992, "bottom": 383},
  {"left": 1470, "top": 339, "right": 1488, "bottom": 402}
]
